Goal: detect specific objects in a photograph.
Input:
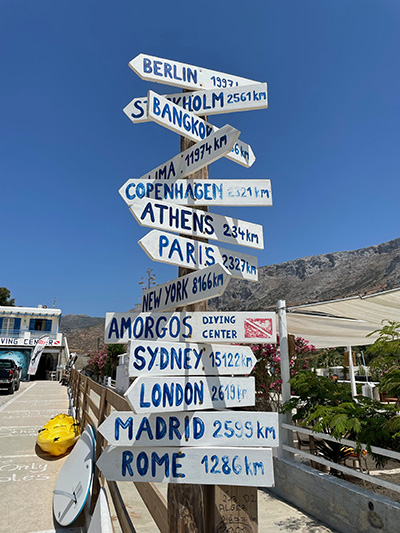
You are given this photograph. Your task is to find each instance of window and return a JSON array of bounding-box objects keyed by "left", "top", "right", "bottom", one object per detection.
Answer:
[
  {"left": 1, "top": 318, "right": 21, "bottom": 333},
  {"left": 29, "top": 319, "right": 52, "bottom": 332}
]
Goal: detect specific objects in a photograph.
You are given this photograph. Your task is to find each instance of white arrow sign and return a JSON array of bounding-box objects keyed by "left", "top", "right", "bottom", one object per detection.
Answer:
[
  {"left": 147, "top": 91, "right": 255, "bottom": 168},
  {"left": 119, "top": 179, "right": 273, "bottom": 207},
  {"left": 139, "top": 230, "right": 258, "bottom": 281},
  {"left": 97, "top": 446, "right": 274, "bottom": 486},
  {"left": 104, "top": 311, "right": 276, "bottom": 344},
  {"left": 136, "top": 125, "right": 240, "bottom": 180},
  {"left": 141, "top": 264, "right": 231, "bottom": 312},
  {"left": 98, "top": 411, "right": 279, "bottom": 448},
  {"left": 128, "top": 340, "right": 256, "bottom": 376},
  {"left": 130, "top": 198, "right": 264, "bottom": 250},
  {"left": 123, "top": 83, "right": 268, "bottom": 124},
  {"left": 125, "top": 376, "right": 255, "bottom": 414},
  {"left": 129, "top": 53, "right": 260, "bottom": 91}
]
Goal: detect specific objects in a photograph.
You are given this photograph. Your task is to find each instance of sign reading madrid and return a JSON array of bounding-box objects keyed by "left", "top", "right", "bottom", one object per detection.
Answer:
[
  {"left": 98, "top": 411, "right": 279, "bottom": 448},
  {"left": 104, "top": 311, "right": 276, "bottom": 344}
]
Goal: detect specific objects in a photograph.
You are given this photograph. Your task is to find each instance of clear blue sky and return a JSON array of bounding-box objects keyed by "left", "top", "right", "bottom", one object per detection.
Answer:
[{"left": 1, "top": 0, "right": 399, "bottom": 317}]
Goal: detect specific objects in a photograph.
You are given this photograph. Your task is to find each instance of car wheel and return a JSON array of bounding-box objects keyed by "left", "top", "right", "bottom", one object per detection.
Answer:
[{"left": 8, "top": 383, "right": 14, "bottom": 395}]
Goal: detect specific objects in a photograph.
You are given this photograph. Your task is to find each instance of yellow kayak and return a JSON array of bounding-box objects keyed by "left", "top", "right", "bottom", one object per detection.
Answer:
[{"left": 37, "top": 414, "right": 81, "bottom": 456}]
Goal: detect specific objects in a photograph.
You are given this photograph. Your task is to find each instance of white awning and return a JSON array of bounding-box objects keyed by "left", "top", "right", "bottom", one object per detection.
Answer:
[{"left": 283, "top": 288, "right": 400, "bottom": 348}]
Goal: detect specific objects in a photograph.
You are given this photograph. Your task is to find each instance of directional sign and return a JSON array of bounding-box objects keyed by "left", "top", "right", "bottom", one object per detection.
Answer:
[
  {"left": 139, "top": 230, "right": 258, "bottom": 281},
  {"left": 141, "top": 264, "right": 231, "bottom": 313},
  {"left": 97, "top": 445, "right": 274, "bottom": 486},
  {"left": 128, "top": 340, "right": 256, "bottom": 377},
  {"left": 123, "top": 83, "right": 268, "bottom": 124},
  {"left": 104, "top": 311, "right": 277, "bottom": 344},
  {"left": 130, "top": 198, "right": 264, "bottom": 249},
  {"left": 129, "top": 53, "right": 260, "bottom": 91},
  {"left": 119, "top": 178, "right": 273, "bottom": 207},
  {"left": 124, "top": 376, "right": 255, "bottom": 414},
  {"left": 147, "top": 91, "right": 255, "bottom": 168},
  {"left": 98, "top": 411, "right": 279, "bottom": 448},
  {"left": 136, "top": 125, "right": 240, "bottom": 180}
]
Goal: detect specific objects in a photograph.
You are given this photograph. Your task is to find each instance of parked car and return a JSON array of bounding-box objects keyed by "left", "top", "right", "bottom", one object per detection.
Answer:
[{"left": 0, "top": 359, "right": 21, "bottom": 394}]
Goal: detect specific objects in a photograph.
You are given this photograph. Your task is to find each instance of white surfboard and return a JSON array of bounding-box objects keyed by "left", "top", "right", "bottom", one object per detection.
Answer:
[
  {"left": 53, "top": 425, "right": 95, "bottom": 526},
  {"left": 87, "top": 487, "right": 113, "bottom": 533}
]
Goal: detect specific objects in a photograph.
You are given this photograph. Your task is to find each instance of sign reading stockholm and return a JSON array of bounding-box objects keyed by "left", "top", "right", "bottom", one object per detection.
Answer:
[
  {"left": 123, "top": 83, "right": 268, "bottom": 124},
  {"left": 119, "top": 179, "right": 273, "bottom": 207},
  {"left": 129, "top": 53, "right": 260, "bottom": 91},
  {"left": 104, "top": 311, "right": 276, "bottom": 344},
  {"left": 147, "top": 91, "right": 255, "bottom": 168},
  {"left": 98, "top": 411, "right": 279, "bottom": 448}
]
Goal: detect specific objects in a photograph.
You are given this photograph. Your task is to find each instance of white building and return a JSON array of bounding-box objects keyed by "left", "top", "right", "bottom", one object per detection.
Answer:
[{"left": 0, "top": 305, "right": 69, "bottom": 380}]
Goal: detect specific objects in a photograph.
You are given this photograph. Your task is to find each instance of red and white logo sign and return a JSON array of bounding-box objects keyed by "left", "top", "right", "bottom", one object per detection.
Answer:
[{"left": 244, "top": 318, "right": 273, "bottom": 339}]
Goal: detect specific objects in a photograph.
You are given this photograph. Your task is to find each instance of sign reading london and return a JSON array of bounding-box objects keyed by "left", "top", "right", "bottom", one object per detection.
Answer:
[
  {"left": 139, "top": 230, "right": 258, "bottom": 281},
  {"left": 147, "top": 91, "right": 255, "bottom": 167},
  {"left": 131, "top": 199, "right": 264, "bottom": 250},
  {"left": 129, "top": 53, "right": 260, "bottom": 91},
  {"left": 119, "top": 179, "right": 272, "bottom": 207},
  {"left": 124, "top": 83, "right": 268, "bottom": 124},
  {"left": 104, "top": 311, "right": 276, "bottom": 344},
  {"left": 125, "top": 376, "right": 255, "bottom": 414},
  {"left": 141, "top": 264, "right": 230, "bottom": 313},
  {"left": 127, "top": 340, "right": 256, "bottom": 377}
]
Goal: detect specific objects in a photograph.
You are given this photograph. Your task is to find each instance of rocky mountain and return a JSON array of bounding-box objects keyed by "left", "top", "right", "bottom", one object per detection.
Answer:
[{"left": 62, "top": 238, "right": 400, "bottom": 354}]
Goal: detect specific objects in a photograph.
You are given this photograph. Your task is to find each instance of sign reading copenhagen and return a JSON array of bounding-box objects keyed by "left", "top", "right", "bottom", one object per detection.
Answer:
[
  {"left": 98, "top": 411, "right": 279, "bottom": 448},
  {"left": 124, "top": 376, "right": 255, "bottom": 414},
  {"left": 147, "top": 91, "right": 255, "bottom": 168},
  {"left": 128, "top": 340, "right": 256, "bottom": 377},
  {"left": 97, "top": 446, "right": 273, "bottom": 487},
  {"left": 141, "top": 264, "right": 231, "bottom": 313},
  {"left": 104, "top": 311, "right": 276, "bottom": 344},
  {"left": 136, "top": 125, "right": 240, "bottom": 180},
  {"left": 129, "top": 53, "right": 260, "bottom": 91},
  {"left": 124, "top": 83, "right": 268, "bottom": 124},
  {"left": 139, "top": 230, "right": 258, "bottom": 282},
  {"left": 119, "top": 178, "right": 273, "bottom": 207},
  {"left": 131, "top": 199, "right": 264, "bottom": 250}
]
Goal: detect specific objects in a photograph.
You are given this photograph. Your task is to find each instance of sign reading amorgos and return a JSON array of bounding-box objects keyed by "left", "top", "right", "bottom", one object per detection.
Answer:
[{"left": 104, "top": 311, "right": 276, "bottom": 344}]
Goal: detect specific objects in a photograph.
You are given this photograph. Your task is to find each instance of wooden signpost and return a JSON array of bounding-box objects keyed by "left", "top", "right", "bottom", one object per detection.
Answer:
[
  {"left": 123, "top": 82, "right": 268, "bottom": 123},
  {"left": 130, "top": 198, "right": 265, "bottom": 249},
  {"left": 119, "top": 178, "right": 273, "bottom": 207},
  {"left": 102, "top": 53, "right": 276, "bottom": 532}
]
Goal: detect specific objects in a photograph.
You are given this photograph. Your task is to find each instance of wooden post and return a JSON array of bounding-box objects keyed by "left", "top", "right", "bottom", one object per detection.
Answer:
[{"left": 167, "top": 120, "right": 258, "bottom": 532}]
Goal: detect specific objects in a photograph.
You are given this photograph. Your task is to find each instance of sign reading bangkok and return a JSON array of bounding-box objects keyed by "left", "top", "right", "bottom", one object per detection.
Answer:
[
  {"left": 147, "top": 91, "right": 255, "bottom": 168},
  {"left": 104, "top": 311, "right": 277, "bottom": 344}
]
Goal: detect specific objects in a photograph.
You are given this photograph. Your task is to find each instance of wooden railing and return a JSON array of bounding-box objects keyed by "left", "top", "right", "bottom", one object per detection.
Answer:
[{"left": 69, "top": 368, "right": 168, "bottom": 533}]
